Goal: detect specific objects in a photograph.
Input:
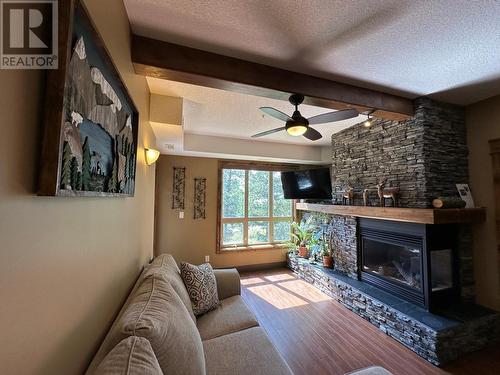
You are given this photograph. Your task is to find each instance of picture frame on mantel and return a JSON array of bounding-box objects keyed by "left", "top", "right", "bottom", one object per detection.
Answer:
[{"left": 38, "top": 0, "right": 139, "bottom": 197}]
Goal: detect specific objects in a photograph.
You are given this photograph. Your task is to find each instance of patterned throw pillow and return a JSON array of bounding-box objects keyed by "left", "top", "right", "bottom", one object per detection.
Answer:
[{"left": 180, "top": 262, "right": 220, "bottom": 316}]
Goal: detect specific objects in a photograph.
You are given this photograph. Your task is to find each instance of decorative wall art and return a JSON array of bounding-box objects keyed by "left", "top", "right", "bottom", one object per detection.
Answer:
[
  {"left": 38, "top": 0, "right": 138, "bottom": 197},
  {"left": 456, "top": 183, "right": 475, "bottom": 208},
  {"left": 172, "top": 167, "right": 186, "bottom": 209},
  {"left": 193, "top": 178, "right": 207, "bottom": 219}
]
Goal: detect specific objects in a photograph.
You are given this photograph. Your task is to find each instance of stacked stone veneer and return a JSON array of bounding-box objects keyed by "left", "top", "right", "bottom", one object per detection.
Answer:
[
  {"left": 457, "top": 225, "right": 475, "bottom": 301},
  {"left": 302, "top": 212, "right": 358, "bottom": 277},
  {"left": 331, "top": 97, "right": 468, "bottom": 208},
  {"left": 288, "top": 255, "right": 500, "bottom": 366},
  {"left": 328, "top": 216, "right": 357, "bottom": 277}
]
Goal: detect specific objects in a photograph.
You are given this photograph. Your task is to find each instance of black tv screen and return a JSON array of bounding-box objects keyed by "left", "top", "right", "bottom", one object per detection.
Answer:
[{"left": 281, "top": 168, "right": 332, "bottom": 200}]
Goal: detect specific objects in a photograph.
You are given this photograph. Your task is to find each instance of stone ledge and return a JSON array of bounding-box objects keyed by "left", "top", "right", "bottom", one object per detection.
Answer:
[{"left": 287, "top": 254, "right": 500, "bottom": 366}]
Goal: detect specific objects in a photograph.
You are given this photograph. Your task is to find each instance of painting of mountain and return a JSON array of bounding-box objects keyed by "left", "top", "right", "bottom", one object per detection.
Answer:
[{"left": 39, "top": 0, "right": 138, "bottom": 197}]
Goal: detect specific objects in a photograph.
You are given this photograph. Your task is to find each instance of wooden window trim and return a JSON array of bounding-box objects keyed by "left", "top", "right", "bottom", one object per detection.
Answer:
[
  {"left": 216, "top": 160, "right": 309, "bottom": 253},
  {"left": 489, "top": 139, "right": 500, "bottom": 273}
]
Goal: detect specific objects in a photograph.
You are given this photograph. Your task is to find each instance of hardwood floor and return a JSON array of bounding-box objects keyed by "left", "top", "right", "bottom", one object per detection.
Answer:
[{"left": 240, "top": 268, "right": 500, "bottom": 375}]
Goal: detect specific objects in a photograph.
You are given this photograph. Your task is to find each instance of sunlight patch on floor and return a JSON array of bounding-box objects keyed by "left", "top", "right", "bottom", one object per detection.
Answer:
[
  {"left": 240, "top": 277, "right": 266, "bottom": 286},
  {"left": 264, "top": 274, "right": 296, "bottom": 282},
  {"left": 247, "top": 284, "right": 309, "bottom": 309},
  {"left": 278, "top": 280, "right": 332, "bottom": 303}
]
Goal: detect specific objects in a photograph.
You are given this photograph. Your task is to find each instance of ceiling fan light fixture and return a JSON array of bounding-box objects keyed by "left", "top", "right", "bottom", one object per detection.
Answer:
[
  {"left": 286, "top": 124, "right": 308, "bottom": 136},
  {"left": 253, "top": 94, "right": 358, "bottom": 140}
]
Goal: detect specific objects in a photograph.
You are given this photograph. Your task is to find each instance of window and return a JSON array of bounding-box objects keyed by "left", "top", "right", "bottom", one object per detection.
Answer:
[{"left": 218, "top": 162, "right": 294, "bottom": 251}]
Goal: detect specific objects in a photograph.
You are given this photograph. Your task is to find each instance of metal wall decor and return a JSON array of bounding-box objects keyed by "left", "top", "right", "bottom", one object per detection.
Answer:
[
  {"left": 194, "top": 178, "right": 207, "bottom": 219},
  {"left": 172, "top": 167, "right": 186, "bottom": 209}
]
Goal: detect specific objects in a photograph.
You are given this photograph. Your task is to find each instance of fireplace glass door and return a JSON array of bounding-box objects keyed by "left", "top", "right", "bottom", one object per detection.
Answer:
[
  {"left": 431, "top": 249, "right": 453, "bottom": 292},
  {"left": 362, "top": 238, "right": 422, "bottom": 291}
]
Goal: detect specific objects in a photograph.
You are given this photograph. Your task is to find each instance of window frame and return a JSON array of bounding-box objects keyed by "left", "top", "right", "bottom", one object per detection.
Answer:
[{"left": 216, "top": 160, "right": 302, "bottom": 253}]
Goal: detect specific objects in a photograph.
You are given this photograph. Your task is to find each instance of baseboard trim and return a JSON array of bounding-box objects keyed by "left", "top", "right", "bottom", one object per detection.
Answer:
[{"left": 235, "top": 261, "right": 287, "bottom": 273}]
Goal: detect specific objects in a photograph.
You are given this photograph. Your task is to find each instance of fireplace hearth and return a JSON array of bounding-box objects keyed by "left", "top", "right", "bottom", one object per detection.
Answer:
[
  {"left": 288, "top": 254, "right": 500, "bottom": 366},
  {"left": 359, "top": 218, "right": 459, "bottom": 311}
]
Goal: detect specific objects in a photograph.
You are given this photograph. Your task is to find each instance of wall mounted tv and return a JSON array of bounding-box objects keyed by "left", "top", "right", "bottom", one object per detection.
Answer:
[{"left": 281, "top": 167, "right": 332, "bottom": 200}]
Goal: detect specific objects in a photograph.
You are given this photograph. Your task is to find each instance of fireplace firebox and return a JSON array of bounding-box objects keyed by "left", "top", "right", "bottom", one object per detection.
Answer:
[{"left": 358, "top": 218, "right": 459, "bottom": 311}]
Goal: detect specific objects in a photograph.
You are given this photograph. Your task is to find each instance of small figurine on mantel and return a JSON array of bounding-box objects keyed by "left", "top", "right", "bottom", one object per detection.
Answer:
[
  {"left": 363, "top": 189, "right": 370, "bottom": 206},
  {"left": 377, "top": 177, "right": 400, "bottom": 207},
  {"left": 342, "top": 185, "right": 354, "bottom": 205}
]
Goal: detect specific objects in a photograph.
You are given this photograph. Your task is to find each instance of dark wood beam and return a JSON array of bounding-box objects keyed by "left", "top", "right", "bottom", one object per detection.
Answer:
[{"left": 131, "top": 35, "right": 414, "bottom": 121}]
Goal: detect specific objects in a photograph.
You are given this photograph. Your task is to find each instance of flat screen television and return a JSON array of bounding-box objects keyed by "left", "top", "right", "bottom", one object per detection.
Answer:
[{"left": 281, "top": 167, "right": 332, "bottom": 200}]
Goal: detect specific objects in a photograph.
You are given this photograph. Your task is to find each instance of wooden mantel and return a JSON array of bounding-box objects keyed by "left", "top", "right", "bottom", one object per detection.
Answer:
[{"left": 295, "top": 203, "right": 486, "bottom": 225}]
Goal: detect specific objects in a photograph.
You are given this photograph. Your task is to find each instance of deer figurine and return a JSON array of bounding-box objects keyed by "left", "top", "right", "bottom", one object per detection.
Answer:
[
  {"left": 342, "top": 185, "right": 354, "bottom": 205},
  {"left": 377, "top": 177, "right": 400, "bottom": 207}
]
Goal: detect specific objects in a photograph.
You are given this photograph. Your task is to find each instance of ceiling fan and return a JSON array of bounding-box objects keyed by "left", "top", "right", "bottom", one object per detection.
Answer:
[{"left": 252, "top": 94, "right": 359, "bottom": 141}]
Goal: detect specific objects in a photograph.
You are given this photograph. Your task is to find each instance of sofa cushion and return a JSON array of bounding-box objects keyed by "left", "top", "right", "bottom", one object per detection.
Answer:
[
  {"left": 203, "top": 327, "right": 293, "bottom": 375},
  {"left": 147, "top": 253, "right": 180, "bottom": 273},
  {"left": 197, "top": 295, "right": 259, "bottom": 340},
  {"left": 120, "top": 273, "right": 206, "bottom": 375},
  {"left": 144, "top": 254, "right": 196, "bottom": 323},
  {"left": 94, "top": 336, "right": 163, "bottom": 375},
  {"left": 213, "top": 268, "right": 241, "bottom": 300},
  {"left": 181, "top": 262, "right": 219, "bottom": 316},
  {"left": 86, "top": 265, "right": 152, "bottom": 374}
]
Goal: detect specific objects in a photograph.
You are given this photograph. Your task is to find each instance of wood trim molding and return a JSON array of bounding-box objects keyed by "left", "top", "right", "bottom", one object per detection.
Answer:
[
  {"left": 131, "top": 35, "right": 414, "bottom": 121},
  {"left": 489, "top": 138, "right": 500, "bottom": 154},
  {"left": 489, "top": 138, "right": 500, "bottom": 273},
  {"left": 233, "top": 261, "right": 288, "bottom": 273},
  {"left": 218, "top": 159, "right": 318, "bottom": 172}
]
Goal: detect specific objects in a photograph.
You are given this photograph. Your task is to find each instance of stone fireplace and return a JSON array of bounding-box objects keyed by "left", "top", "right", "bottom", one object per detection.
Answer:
[
  {"left": 287, "top": 97, "right": 500, "bottom": 365},
  {"left": 325, "top": 97, "right": 474, "bottom": 300}
]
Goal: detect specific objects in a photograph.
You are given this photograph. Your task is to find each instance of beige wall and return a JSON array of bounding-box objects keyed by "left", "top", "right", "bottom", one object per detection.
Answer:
[
  {"left": 0, "top": 1, "right": 156, "bottom": 374},
  {"left": 466, "top": 95, "right": 500, "bottom": 310},
  {"left": 154, "top": 155, "right": 288, "bottom": 267}
]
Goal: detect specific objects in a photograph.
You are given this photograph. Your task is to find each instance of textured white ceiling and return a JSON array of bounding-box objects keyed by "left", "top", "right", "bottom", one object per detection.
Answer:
[
  {"left": 124, "top": 0, "right": 500, "bottom": 105},
  {"left": 147, "top": 77, "right": 366, "bottom": 146}
]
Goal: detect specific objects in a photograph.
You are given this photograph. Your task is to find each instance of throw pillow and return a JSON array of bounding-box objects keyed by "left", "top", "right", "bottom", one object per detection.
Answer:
[{"left": 180, "top": 262, "right": 220, "bottom": 316}]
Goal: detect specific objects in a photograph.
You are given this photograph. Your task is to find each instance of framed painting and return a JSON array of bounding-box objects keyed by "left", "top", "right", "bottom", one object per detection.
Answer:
[{"left": 38, "top": 0, "right": 138, "bottom": 197}]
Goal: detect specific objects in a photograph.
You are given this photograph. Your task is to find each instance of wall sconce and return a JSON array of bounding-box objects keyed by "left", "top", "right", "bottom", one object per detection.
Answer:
[{"left": 145, "top": 148, "right": 160, "bottom": 165}]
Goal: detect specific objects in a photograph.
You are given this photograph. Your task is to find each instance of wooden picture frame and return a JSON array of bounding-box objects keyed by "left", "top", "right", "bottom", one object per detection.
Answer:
[{"left": 38, "top": 0, "right": 139, "bottom": 197}]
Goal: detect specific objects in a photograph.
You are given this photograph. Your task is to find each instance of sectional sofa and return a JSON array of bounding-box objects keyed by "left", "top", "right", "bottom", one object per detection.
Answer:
[{"left": 86, "top": 254, "right": 293, "bottom": 375}]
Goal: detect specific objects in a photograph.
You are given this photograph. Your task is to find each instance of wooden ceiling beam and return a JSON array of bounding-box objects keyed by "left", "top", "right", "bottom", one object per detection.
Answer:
[{"left": 131, "top": 35, "right": 414, "bottom": 121}]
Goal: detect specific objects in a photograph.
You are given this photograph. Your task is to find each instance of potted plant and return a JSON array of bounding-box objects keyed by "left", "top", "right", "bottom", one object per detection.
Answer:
[
  {"left": 290, "top": 220, "right": 313, "bottom": 258},
  {"left": 321, "top": 237, "right": 333, "bottom": 268},
  {"left": 285, "top": 239, "right": 298, "bottom": 256}
]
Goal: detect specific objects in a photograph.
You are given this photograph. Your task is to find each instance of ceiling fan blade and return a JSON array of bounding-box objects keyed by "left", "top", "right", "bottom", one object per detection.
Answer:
[
  {"left": 307, "top": 108, "right": 359, "bottom": 125},
  {"left": 251, "top": 127, "right": 286, "bottom": 138},
  {"left": 303, "top": 127, "right": 322, "bottom": 141},
  {"left": 260, "top": 107, "right": 292, "bottom": 122}
]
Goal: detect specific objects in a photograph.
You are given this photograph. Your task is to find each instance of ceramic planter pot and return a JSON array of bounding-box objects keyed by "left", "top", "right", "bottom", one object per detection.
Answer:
[
  {"left": 323, "top": 255, "right": 333, "bottom": 268},
  {"left": 298, "top": 246, "right": 308, "bottom": 258}
]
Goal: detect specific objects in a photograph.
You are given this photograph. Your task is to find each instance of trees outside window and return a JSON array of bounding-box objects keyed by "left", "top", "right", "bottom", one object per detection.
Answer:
[{"left": 220, "top": 167, "right": 293, "bottom": 250}]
